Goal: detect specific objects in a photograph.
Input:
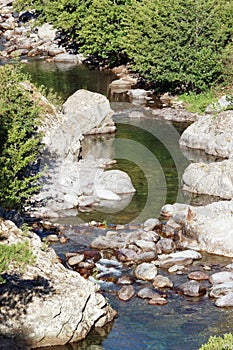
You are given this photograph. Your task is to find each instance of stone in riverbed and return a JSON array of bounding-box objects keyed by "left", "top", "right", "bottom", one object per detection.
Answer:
[
  {"left": 117, "top": 275, "right": 135, "bottom": 285},
  {"left": 209, "top": 281, "right": 233, "bottom": 298},
  {"left": 135, "top": 251, "right": 157, "bottom": 263},
  {"left": 137, "top": 287, "right": 165, "bottom": 300},
  {"left": 117, "top": 285, "right": 135, "bottom": 301},
  {"left": 156, "top": 238, "right": 176, "bottom": 254},
  {"left": 152, "top": 275, "right": 173, "bottom": 289},
  {"left": 91, "top": 236, "right": 125, "bottom": 250},
  {"left": 134, "top": 262, "right": 157, "bottom": 281},
  {"left": 115, "top": 248, "right": 138, "bottom": 262},
  {"left": 67, "top": 254, "right": 85, "bottom": 266},
  {"left": 143, "top": 218, "right": 161, "bottom": 231},
  {"left": 178, "top": 280, "right": 207, "bottom": 297},
  {"left": 188, "top": 271, "right": 210, "bottom": 281},
  {"left": 215, "top": 292, "right": 233, "bottom": 307},
  {"left": 148, "top": 297, "right": 168, "bottom": 305},
  {"left": 135, "top": 239, "right": 156, "bottom": 251},
  {"left": 209, "top": 271, "right": 233, "bottom": 285},
  {"left": 158, "top": 256, "right": 193, "bottom": 269}
]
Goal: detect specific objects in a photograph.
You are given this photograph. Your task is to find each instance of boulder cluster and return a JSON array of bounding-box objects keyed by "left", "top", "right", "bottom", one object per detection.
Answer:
[
  {"left": 0, "top": 0, "right": 83, "bottom": 62},
  {"left": 28, "top": 88, "right": 135, "bottom": 218},
  {"left": 46, "top": 217, "right": 233, "bottom": 308}
]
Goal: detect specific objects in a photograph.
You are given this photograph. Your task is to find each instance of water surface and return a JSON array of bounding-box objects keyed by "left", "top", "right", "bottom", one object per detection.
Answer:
[{"left": 23, "top": 60, "right": 233, "bottom": 350}]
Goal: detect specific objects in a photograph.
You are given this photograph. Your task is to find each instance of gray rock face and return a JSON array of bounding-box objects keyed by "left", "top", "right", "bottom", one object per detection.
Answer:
[
  {"left": 0, "top": 218, "right": 116, "bottom": 348},
  {"left": 160, "top": 201, "right": 233, "bottom": 257},
  {"left": 182, "top": 158, "right": 233, "bottom": 199},
  {"left": 179, "top": 110, "right": 233, "bottom": 158},
  {"left": 30, "top": 89, "right": 135, "bottom": 217},
  {"left": 151, "top": 107, "right": 200, "bottom": 122}
]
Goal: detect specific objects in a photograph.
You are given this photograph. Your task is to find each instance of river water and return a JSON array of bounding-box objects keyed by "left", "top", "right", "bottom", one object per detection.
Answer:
[{"left": 23, "top": 59, "right": 233, "bottom": 350}]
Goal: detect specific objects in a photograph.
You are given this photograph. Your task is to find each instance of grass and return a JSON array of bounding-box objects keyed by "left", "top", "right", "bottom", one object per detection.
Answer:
[
  {"left": 178, "top": 84, "right": 233, "bottom": 115},
  {"left": 178, "top": 90, "right": 218, "bottom": 114}
]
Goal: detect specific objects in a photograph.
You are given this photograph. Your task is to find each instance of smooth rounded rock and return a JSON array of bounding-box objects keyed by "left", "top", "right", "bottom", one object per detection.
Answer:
[
  {"left": 117, "top": 285, "right": 135, "bottom": 301},
  {"left": 152, "top": 275, "right": 173, "bottom": 289},
  {"left": 134, "top": 263, "right": 157, "bottom": 281},
  {"left": 188, "top": 271, "right": 210, "bottom": 281},
  {"left": 178, "top": 280, "right": 206, "bottom": 297}
]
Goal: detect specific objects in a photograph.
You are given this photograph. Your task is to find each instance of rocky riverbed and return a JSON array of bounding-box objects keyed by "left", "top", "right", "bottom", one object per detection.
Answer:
[{"left": 29, "top": 211, "right": 233, "bottom": 311}]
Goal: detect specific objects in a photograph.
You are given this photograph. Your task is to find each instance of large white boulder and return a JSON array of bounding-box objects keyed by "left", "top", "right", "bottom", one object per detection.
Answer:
[
  {"left": 182, "top": 158, "right": 233, "bottom": 199},
  {"left": 179, "top": 110, "right": 233, "bottom": 158},
  {"left": 160, "top": 200, "right": 233, "bottom": 257}
]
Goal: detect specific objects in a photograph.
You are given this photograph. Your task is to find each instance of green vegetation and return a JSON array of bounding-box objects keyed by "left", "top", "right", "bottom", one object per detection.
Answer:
[
  {"left": 199, "top": 333, "right": 233, "bottom": 350},
  {"left": 178, "top": 91, "right": 218, "bottom": 114},
  {"left": 0, "top": 240, "right": 35, "bottom": 282},
  {"left": 0, "top": 63, "right": 42, "bottom": 211},
  {"left": 14, "top": 0, "right": 233, "bottom": 94}
]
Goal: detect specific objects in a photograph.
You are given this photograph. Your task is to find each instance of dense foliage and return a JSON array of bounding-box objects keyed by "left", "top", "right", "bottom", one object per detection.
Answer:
[
  {"left": 199, "top": 333, "right": 233, "bottom": 350},
  {"left": 0, "top": 64, "right": 42, "bottom": 211},
  {"left": 15, "top": 0, "right": 233, "bottom": 92}
]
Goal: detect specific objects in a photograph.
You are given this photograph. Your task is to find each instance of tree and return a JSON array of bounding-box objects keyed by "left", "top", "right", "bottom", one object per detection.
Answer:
[
  {"left": 14, "top": 0, "right": 233, "bottom": 92},
  {"left": 123, "top": 0, "right": 233, "bottom": 92},
  {"left": 0, "top": 64, "right": 42, "bottom": 211}
]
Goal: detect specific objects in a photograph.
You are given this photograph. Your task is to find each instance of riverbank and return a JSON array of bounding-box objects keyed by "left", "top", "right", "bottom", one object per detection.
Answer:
[{"left": 0, "top": 3, "right": 233, "bottom": 348}]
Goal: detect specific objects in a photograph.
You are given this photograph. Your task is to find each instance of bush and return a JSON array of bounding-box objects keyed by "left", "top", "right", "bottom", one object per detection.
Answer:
[
  {"left": 122, "top": 0, "right": 233, "bottom": 93},
  {"left": 0, "top": 240, "right": 35, "bottom": 282},
  {"left": 14, "top": 0, "right": 233, "bottom": 93},
  {"left": 0, "top": 63, "right": 42, "bottom": 211},
  {"left": 199, "top": 333, "right": 233, "bottom": 350}
]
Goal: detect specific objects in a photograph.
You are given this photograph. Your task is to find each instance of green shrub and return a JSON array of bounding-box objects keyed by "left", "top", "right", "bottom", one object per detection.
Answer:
[
  {"left": 0, "top": 63, "right": 42, "bottom": 211},
  {"left": 199, "top": 333, "right": 233, "bottom": 350},
  {"left": 0, "top": 241, "right": 35, "bottom": 282},
  {"left": 14, "top": 0, "right": 233, "bottom": 93}
]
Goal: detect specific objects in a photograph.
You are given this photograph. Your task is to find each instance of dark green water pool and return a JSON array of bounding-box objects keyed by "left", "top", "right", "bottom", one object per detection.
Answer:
[{"left": 23, "top": 59, "right": 233, "bottom": 350}]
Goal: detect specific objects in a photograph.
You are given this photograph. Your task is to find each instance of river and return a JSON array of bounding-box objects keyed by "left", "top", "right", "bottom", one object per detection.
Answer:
[{"left": 23, "top": 58, "right": 233, "bottom": 350}]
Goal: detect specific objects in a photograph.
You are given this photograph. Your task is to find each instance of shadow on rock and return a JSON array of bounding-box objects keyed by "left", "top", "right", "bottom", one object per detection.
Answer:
[{"left": 0, "top": 273, "right": 55, "bottom": 323}]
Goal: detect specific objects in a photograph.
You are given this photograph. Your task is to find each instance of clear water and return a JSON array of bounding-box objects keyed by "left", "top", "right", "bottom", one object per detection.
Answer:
[{"left": 23, "top": 59, "right": 233, "bottom": 350}]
